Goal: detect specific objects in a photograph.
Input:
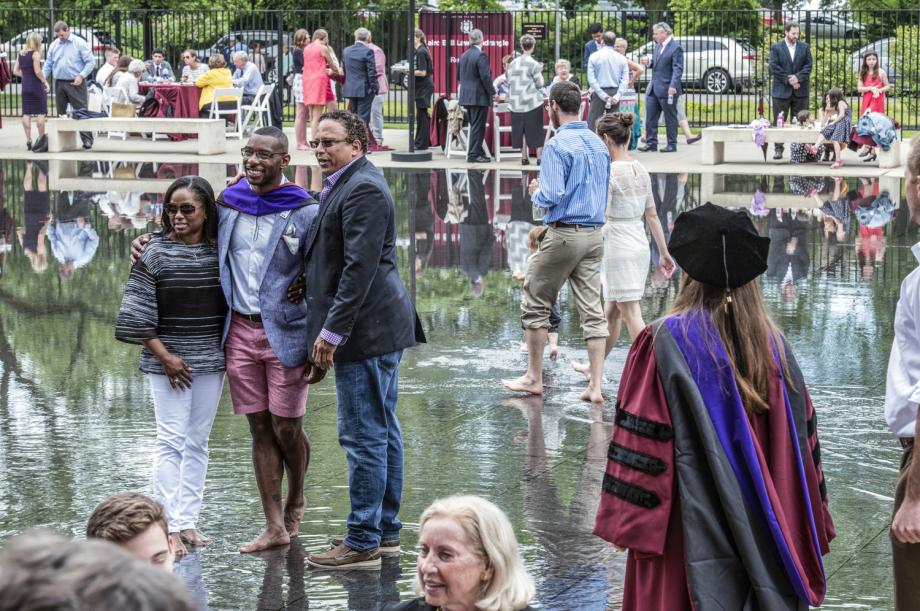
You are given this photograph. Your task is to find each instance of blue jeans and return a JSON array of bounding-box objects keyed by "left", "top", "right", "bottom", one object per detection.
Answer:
[{"left": 335, "top": 350, "right": 404, "bottom": 551}]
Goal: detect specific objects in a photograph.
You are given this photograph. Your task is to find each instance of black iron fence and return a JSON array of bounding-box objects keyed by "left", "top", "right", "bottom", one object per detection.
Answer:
[{"left": 2, "top": 8, "right": 920, "bottom": 129}]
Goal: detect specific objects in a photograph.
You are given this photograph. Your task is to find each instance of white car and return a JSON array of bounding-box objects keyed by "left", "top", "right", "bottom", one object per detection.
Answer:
[
  {"left": 2, "top": 27, "right": 113, "bottom": 74},
  {"left": 628, "top": 36, "right": 757, "bottom": 94}
]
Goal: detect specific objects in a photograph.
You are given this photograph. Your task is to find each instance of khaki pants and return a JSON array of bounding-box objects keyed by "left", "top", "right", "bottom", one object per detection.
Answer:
[
  {"left": 521, "top": 225, "right": 608, "bottom": 340},
  {"left": 893, "top": 437, "right": 920, "bottom": 610}
]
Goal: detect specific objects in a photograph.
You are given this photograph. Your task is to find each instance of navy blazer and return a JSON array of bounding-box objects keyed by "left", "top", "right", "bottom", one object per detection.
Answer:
[
  {"left": 303, "top": 157, "right": 425, "bottom": 363},
  {"left": 646, "top": 39, "right": 683, "bottom": 97},
  {"left": 342, "top": 42, "right": 378, "bottom": 99},
  {"left": 582, "top": 40, "right": 599, "bottom": 70},
  {"left": 217, "top": 202, "right": 318, "bottom": 368},
  {"left": 457, "top": 46, "right": 494, "bottom": 107},
  {"left": 769, "top": 41, "right": 812, "bottom": 100}
]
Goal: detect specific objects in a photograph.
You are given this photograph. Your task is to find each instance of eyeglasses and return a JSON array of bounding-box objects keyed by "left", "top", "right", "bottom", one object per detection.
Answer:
[
  {"left": 181, "top": 55, "right": 190, "bottom": 60},
  {"left": 308, "top": 138, "right": 350, "bottom": 149},
  {"left": 165, "top": 203, "right": 199, "bottom": 216},
  {"left": 241, "top": 147, "right": 286, "bottom": 160}
]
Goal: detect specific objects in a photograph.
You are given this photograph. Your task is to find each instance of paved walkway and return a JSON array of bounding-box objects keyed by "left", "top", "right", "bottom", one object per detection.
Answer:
[{"left": 0, "top": 124, "right": 905, "bottom": 179}]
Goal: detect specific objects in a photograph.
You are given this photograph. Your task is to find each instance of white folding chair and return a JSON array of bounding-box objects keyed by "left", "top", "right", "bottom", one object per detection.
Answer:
[
  {"left": 103, "top": 87, "right": 128, "bottom": 140},
  {"left": 491, "top": 103, "right": 517, "bottom": 162},
  {"left": 240, "top": 83, "right": 275, "bottom": 135},
  {"left": 445, "top": 106, "right": 491, "bottom": 160},
  {"left": 210, "top": 87, "right": 244, "bottom": 139}
]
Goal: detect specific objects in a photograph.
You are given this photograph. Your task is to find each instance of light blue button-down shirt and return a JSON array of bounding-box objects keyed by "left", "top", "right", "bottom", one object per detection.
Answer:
[
  {"left": 43, "top": 34, "right": 95, "bottom": 81},
  {"left": 587, "top": 46, "right": 630, "bottom": 102},
  {"left": 531, "top": 121, "right": 610, "bottom": 226},
  {"left": 232, "top": 61, "right": 264, "bottom": 96}
]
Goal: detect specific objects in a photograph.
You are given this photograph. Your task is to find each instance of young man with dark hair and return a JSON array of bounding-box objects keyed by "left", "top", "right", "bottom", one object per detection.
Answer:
[
  {"left": 86, "top": 492, "right": 176, "bottom": 570},
  {"left": 503, "top": 81, "right": 610, "bottom": 404},
  {"left": 144, "top": 47, "right": 175, "bottom": 82},
  {"left": 583, "top": 23, "right": 603, "bottom": 69}
]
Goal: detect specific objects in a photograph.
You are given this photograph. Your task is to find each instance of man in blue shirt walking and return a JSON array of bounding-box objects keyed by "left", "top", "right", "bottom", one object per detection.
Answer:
[
  {"left": 502, "top": 81, "right": 610, "bottom": 403},
  {"left": 43, "top": 21, "right": 95, "bottom": 149}
]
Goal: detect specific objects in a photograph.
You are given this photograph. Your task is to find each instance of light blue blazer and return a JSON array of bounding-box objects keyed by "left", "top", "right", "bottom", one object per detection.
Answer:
[{"left": 217, "top": 203, "right": 318, "bottom": 368}]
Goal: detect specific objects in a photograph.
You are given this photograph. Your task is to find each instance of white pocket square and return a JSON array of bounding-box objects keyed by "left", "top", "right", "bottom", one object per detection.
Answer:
[{"left": 282, "top": 234, "right": 299, "bottom": 254}]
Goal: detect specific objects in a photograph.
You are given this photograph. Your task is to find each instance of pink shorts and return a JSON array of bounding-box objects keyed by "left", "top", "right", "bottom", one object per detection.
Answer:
[{"left": 225, "top": 313, "right": 309, "bottom": 418}]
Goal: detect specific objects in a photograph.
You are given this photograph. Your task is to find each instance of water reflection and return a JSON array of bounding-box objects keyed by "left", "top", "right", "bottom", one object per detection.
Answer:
[{"left": 0, "top": 159, "right": 914, "bottom": 609}]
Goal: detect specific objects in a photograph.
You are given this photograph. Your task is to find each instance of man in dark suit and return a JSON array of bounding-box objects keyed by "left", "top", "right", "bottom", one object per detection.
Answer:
[
  {"left": 769, "top": 21, "right": 812, "bottom": 160},
  {"left": 582, "top": 23, "right": 602, "bottom": 70},
  {"left": 303, "top": 110, "right": 425, "bottom": 571},
  {"left": 342, "top": 28, "right": 378, "bottom": 128},
  {"left": 639, "top": 22, "right": 683, "bottom": 153},
  {"left": 457, "top": 28, "right": 495, "bottom": 163}
]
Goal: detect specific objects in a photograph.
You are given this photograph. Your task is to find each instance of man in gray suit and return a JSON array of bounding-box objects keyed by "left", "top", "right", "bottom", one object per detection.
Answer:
[
  {"left": 342, "top": 28, "right": 378, "bottom": 128},
  {"left": 769, "top": 21, "right": 812, "bottom": 159},
  {"left": 458, "top": 29, "right": 495, "bottom": 163}
]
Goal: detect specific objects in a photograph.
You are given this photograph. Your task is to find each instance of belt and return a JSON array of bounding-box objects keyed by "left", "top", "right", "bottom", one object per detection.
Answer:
[
  {"left": 550, "top": 221, "right": 598, "bottom": 230},
  {"left": 234, "top": 311, "right": 262, "bottom": 323}
]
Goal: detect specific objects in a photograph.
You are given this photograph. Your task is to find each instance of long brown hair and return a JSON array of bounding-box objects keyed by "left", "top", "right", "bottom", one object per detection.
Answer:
[
  {"left": 668, "top": 276, "right": 790, "bottom": 414},
  {"left": 859, "top": 50, "right": 880, "bottom": 82}
]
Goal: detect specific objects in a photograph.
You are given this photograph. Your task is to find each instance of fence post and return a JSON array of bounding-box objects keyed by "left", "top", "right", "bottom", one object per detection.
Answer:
[
  {"left": 276, "top": 10, "right": 284, "bottom": 84},
  {"left": 554, "top": 10, "right": 560, "bottom": 61},
  {"left": 143, "top": 11, "right": 152, "bottom": 61}
]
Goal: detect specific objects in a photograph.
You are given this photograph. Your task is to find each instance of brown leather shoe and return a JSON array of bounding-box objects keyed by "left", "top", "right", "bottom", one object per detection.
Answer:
[
  {"left": 329, "top": 536, "right": 400, "bottom": 556},
  {"left": 306, "top": 542, "right": 381, "bottom": 569}
]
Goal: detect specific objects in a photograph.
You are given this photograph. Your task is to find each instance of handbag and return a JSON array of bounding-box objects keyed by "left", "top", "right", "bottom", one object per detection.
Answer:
[
  {"left": 31, "top": 134, "right": 48, "bottom": 153},
  {"left": 110, "top": 101, "right": 136, "bottom": 118}
]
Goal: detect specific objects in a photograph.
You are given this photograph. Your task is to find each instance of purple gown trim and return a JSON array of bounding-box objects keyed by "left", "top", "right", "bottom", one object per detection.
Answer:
[
  {"left": 218, "top": 179, "right": 310, "bottom": 216},
  {"left": 663, "top": 312, "right": 824, "bottom": 606}
]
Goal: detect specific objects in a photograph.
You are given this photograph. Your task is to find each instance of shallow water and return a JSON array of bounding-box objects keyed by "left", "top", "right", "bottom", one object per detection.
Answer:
[{"left": 0, "top": 161, "right": 910, "bottom": 610}]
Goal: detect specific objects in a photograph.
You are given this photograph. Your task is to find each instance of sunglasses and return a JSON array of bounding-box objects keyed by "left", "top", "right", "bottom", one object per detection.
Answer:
[
  {"left": 308, "top": 138, "right": 350, "bottom": 149},
  {"left": 165, "top": 203, "right": 199, "bottom": 216}
]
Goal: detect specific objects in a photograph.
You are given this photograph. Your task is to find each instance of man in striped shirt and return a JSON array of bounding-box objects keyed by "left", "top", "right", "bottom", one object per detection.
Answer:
[{"left": 502, "top": 81, "right": 610, "bottom": 403}]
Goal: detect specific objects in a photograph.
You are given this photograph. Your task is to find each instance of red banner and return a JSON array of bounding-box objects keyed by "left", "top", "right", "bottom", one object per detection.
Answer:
[{"left": 419, "top": 12, "right": 515, "bottom": 97}]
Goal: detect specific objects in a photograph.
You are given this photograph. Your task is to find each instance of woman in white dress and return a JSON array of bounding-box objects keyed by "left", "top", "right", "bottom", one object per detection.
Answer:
[{"left": 574, "top": 113, "right": 674, "bottom": 376}]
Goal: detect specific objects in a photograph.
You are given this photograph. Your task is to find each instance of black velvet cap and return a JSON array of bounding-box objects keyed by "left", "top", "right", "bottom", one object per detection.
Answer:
[{"left": 669, "top": 203, "right": 771, "bottom": 289}]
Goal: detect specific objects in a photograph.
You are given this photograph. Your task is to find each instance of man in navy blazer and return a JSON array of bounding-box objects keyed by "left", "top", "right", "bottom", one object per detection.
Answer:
[
  {"left": 582, "top": 23, "right": 602, "bottom": 71},
  {"left": 304, "top": 110, "right": 425, "bottom": 570},
  {"left": 768, "top": 21, "right": 812, "bottom": 159},
  {"left": 457, "top": 28, "right": 495, "bottom": 163},
  {"left": 638, "top": 22, "right": 683, "bottom": 153},
  {"left": 342, "top": 28, "right": 378, "bottom": 128}
]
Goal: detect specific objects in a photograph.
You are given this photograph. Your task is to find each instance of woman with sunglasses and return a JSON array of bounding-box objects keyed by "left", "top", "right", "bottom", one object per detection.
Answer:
[{"left": 116, "top": 176, "right": 228, "bottom": 557}]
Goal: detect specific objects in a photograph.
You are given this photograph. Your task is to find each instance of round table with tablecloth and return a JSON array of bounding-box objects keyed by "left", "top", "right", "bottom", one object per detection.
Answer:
[{"left": 138, "top": 82, "right": 202, "bottom": 141}]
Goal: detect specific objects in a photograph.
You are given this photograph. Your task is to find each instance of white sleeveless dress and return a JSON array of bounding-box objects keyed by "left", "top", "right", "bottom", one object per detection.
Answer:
[{"left": 601, "top": 159, "right": 654, "bottom": 302}]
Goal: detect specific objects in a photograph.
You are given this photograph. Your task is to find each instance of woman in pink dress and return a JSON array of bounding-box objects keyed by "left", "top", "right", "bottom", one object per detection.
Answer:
[
  {"left": 857, "top": 50, "right": 890, "bottom": 163},
  {"left": 302, "top": 29, "right": 341, "bottom": 143}
]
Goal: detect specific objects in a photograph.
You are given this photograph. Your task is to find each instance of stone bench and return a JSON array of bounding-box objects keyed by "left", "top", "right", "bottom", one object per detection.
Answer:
[
  {"left": 47, "top": 117, "right": 226, "bottom": 156},
  {"left": 701, "top": 126, "right": 900, "bottom": 169}
]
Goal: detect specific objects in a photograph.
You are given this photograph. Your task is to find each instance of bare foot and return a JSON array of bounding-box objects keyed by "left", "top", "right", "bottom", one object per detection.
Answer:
[
  {"left": 579, "top": 385, "right": 605, "bottom": 404},
  {"left": 519, "top": 342, "right": 528, "bottom": 353},
  {"left": 283, "top": 497, "right": 305, "bottom": 537},
  {"left": 170, "top": 532, "right": 189, "bottom": 557},
  {"left": 571, "top": 361, "right": 590, "bottom": 379},
  {"left": 548, "top": 345, "right": 558, "bottom": 360},
  {"left": 502, "top": 375, "right": 543, "bottom": 396},
  {"left": 179, "top": 528, "right": 211, "bottom": 547},
  {"left": 239, "top": 527, "right": 290, "bottom": 554}
]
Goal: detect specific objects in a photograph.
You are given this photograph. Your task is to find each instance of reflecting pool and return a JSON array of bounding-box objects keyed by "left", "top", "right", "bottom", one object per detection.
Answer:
[{"left": 0, "top": 160, "right": 911, "bottom": 610}]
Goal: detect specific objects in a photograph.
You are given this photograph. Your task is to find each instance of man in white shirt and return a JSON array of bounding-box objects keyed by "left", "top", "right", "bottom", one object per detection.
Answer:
[
  {"left": 885, "top": 134, "right": 920, "bottom": 607},
  {"left": 95, "top": 46, "right": 120, "bottom": 86},
  {"left": 586, "top": 31, "right": 629, "bottom": 133}
]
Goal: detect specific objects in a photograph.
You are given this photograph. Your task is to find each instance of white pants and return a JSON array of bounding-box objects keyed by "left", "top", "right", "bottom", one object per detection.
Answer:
[
  {"left": 149, "top": 372, "right": 224, "bottom": 532},
  {"left": 371, "top": 93, "right": 386, "bottom": 142}
]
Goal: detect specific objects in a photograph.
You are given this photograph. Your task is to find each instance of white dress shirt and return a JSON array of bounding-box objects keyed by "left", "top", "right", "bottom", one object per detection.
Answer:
[
  {"left": 229, "top": 212, "right": 276, "bottom": 315},
  {"left": 786, "top": 41, "right": 797, "bottom": 63},
  {"left": 885, "top": 242, "right": 920, "bottom": 437}
]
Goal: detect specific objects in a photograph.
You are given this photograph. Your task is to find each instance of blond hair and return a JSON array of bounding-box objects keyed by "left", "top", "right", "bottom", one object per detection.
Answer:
[
  {"left": 416, "top": 496, "right": 534, "bottom": 611},
  {"left": 312, "top": 28, "right": 329, "bottom": 43},
  {"left": 293, "top": 28, "right": 310, "bottom": 49},
  {"left": 24, "top": 32, "right": 42, "bottom": 53}
]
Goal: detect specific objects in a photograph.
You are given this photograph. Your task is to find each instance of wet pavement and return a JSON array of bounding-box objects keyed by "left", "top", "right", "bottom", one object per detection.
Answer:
[{"left": 0, "top": 160, "right": 910, "bottom": 610}]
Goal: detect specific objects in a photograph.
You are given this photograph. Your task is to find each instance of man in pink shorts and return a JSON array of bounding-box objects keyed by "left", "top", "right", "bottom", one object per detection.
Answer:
[{"left": 134, "top": 127, "right": 319, "bottom": 553}]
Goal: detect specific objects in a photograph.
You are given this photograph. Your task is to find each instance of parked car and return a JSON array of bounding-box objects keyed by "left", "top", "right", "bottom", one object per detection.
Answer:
[
  {"left": 197, "top": 29, "right": 291, "bottom": 83},
  {"left": 2, "top": 27, "right": 114, "bottom": 76},
  {"left": 390, "top": 59, "right": 409, "bottom": 89},
  {"left": 628, "top": 36, "right": 756, "bottom": 94},
  {"left": 850, "top": 38, "right": 897, "bottom": 87},
  {"left": 789, "top": 13, "right": 865, "bottom": 39}
]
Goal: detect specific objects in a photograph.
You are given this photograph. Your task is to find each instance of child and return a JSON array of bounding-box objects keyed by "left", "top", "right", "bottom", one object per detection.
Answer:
[
  {"left": 790, "top": 109, "right": 819, "bottom": 164},
  {"left": 857, "top": 50, "right": 890, "bottom": 163},
  {"left": 492, "top": 54, "right": 515, "bottom": 102},
  {"left": 514, "top": 225, "right": 560, "bottom": 359},
  {"left": 806, "top": 87, "right": 850, "bottom": 170}
]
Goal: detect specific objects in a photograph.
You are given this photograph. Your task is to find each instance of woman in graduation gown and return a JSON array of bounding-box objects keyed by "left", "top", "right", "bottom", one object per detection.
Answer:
[{"left": 594, "top": 203, "right": 836, "bottom": 611}]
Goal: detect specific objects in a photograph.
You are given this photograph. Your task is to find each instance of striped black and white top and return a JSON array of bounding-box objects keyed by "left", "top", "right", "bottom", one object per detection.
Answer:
[{"left": 116, "top": 235, "right": 228, "bottom": 375}]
